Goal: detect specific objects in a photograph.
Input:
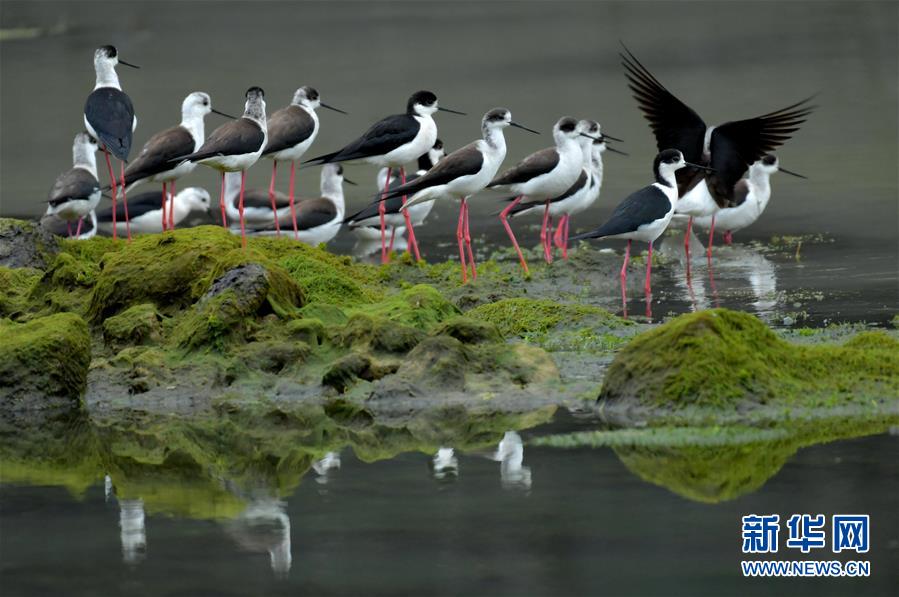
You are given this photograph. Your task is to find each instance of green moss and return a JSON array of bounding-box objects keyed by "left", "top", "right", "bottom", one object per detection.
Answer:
[
  {"left": 600, "top": 309, "right": 899, "bottom": 410},
  {"left": 434, "top": 317, "right": 503, "bottom": 344},
  {"left": 236, "top": 340, "right": 311, "bottom": 373},
  {"left": 103, "top": 303, "right": 162, "bottom": 347},
  {"left": 467, "top": 298, "right": 626, "bottom": 339},
  {"left": 359, "top": 284, "right": 459, "bottom": 329},
  {"left": 277, "top": 243, "right": 382, "bottom": 306},
  {"left": 0, "top": 313, "right": 91, "bottom": 401},
  {"left": 0, "top": 266, "right": 41, "bottom": 319}
]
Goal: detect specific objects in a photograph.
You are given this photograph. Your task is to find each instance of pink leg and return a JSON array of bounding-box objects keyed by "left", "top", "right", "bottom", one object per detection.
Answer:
[
  {"left": 104, "top": 149, "right": 118, "bottom": 240},
  {"left": 499, "top": 196, "right": 530, "bottom": 276},
  {"left": 388, "top": 227, "right": 396, "bottom": 253},
  {"left": 67, "top": 221, "right": 73, "bottom": 238},
  {"left": 620, "top": 240, "right": 631, "bottom": 319},
  {"left": 546, "top": 216, "right": 555, "bottom": 264},
  {"left": 400, "top": 167, "right": 422, "bottom": 262},
  {"left": 239, "top": 171, "right": 247, "bottom": 248},
  {"left": 463, "top": 198, "right": 476, "bottom": 280},
  {"left": 562, "top": 215, "right": 570, "bottom": 259},
  {"left": 161, "top": 182, "right": 168, "bottom": 231},
  {"left": 219, "top": 172, "right": 228, "bottom": 227},
  {"left": 169, "top": 180, "right": 176, "bottom": 230},
  {"left": 725, "top": 230, "right": 733, "bottom": 245},
  {"left": 645, "top": 241, "right": 653, "bottom": 296},
  {"left": 456, "top": 199, "right": 468, "bottom": 284},
  {"left": 120, "top": 161, "right": 131, "bottom": 241},
  {"left": 553, "top": 214, "right": 566, "bottom": 250},
  {"left": 75, "top": 217, "right": 83, "bottom": 237},
  {"left": 379, "top": 168, "right": 390, "bottom": 263},
  {"left": 269, "top": 161, "right": 281, "bottom": 237},
  {"left": 540, "top": 202, "right": 552, "bottom": 264},
  {"left": 288, "top": 161, "right": 299, "bottom": 239},
  {"left": 706, "top": 215, "right": 716, "bottom": 260},
  {"left": 684, "top": 216, "right": 693, "bottom": 279}
]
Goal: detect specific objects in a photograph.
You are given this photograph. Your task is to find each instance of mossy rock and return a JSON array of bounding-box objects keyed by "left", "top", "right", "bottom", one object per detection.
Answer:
[
  {"left": 599, "top": 309, "right": 899, "bottom": 410},
  {"left": 466, "top": 297, "right": 627, "bottom": 339},
  {"left": 333, "top": 313, "right": 424, "bottom": 353},
  {"left": 363, "top": 285, "right": 460, "bottom": 330},
  {"left": 237, "top": 340, "right": 311, "bottom": 374},
  {"left": 172, "top": 262, "right": 303, "bottom": 352},
  {"left": 0, "top": 266, "right": 41, "bottom": 319},
  {"left": 0, "top": 218, "right": 59, "bottom": 269},
  {"left": 322, "top": 353, "right": 398, "bottom": 393},
  {"left": 435, "top": 317, "right": 503, "bottom": 344},
  {"left": 0, "top": 312, "right": 91, "bottom": 404},
  {"left": 285, "top": 318, "right": 327, "bottom": 346},
  {"left": 103, "top": 303, "right": 163, "bottom": 347}
]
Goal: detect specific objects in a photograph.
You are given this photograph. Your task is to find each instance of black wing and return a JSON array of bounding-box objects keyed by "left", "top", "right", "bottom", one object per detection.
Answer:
[
  {"left": 180, "top": 118, "right": 265, "bottom": 162},
  {"left": 263, "top": 106, "right": 316, "bottom": 156},
  {"left": 488, "top": 147, "right": 559, "bottom": 187},
  {"left": 620, "top": 47, "right": 707, "bottom": 194},
  {"left": 124, "top": 126, "right": 195, "bottom": 184},
  {"left": 294, "top": 198, "right": 337, "bottom": 230},
  {"left": 84, "top": 87, "right": 135, "bottom": 161},
  {"left": 380, "top": 142, "right": 483, "bottom": 200},
  {"left": 96, "top": 191, "right": 164, "bottom": 221},
  {"left": 730, "top": 179, "right": 751, "bottom": 207},
  {"left": 571, "top": 185, "right": 670, "bottom": 240},
  {"left": 242, "top": 189, "right": 292, "bottom": 210},
  {"left": 708, "top": 97, "right": 815, "bottom": 206},
  {"left": 303, "top": 113, "right": 418, "bottom": 165},
  {"left": 345, "top": 196, "right": 406, "bottom": 224},
  {"left": 48, "top": 168, "right": 99, "bottom": 206}
]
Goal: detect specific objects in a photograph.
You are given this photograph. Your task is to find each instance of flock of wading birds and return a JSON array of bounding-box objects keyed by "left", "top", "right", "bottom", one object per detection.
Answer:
[{"left": 46, "top": 44, "right": 813, "bottom": 293}]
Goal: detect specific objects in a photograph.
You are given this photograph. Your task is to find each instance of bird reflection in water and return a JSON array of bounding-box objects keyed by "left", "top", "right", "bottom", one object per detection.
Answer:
[
  {"left": 493, "top": 431, "right": 532, "bottom": 490},
  {"left": 431, "top": 447, "right": 459, "bottom": 480},
  {"left": 351, "top": 226, "right": 408, "bottom": 260},
  {"left": 661, "top": 233, "right": 778, "bottom": 320},
  {"left": 104, "top": 474, "right": 147, "bottom": 564},
  {"left": 227, "top": 498, "right": 292, "bottom": 577},
  {"left": 312, "top": 451, "right": 341, "bottom": 485}
]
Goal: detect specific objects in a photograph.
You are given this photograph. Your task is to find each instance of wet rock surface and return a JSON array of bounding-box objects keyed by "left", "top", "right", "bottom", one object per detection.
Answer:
[{"left": 0, "top": 218, "right": 58, "bottom": 269}]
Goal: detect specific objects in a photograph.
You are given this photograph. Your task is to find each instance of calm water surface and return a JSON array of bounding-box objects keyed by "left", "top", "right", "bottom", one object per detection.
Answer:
[{"left": 1, "top": 415, "right": 897, "bottom": 596}]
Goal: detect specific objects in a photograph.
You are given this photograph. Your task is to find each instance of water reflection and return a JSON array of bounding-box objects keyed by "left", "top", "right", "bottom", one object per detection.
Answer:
[
  {"left": 226, "top": 498, "right": 292, "bottom": 577},
  {"left": 351, "top": 226, "right": 407, "bottom": 260},
  {"left": 431, "top": 447, "right": 458, "bottom": 480},
  {"left": 659, "top": 234, "right": 780, "bottom": 321},
  {"left": 119, "top": 498, "right": 147, "bottom": 564},
  {"left": 312, "top": 451, "right": 341, "bottom": 485},
  {"left": 492, "top": 431, "right": 532, "bottom": 490}
]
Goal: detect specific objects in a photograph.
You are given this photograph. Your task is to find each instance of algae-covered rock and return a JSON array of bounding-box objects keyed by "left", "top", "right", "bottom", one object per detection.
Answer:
[
  {"left": 0, "top": 312, "right": 91, "bottom": 404},
  {"left": 599, "top": 309, "right": 899, "bottom": 411},
  {"left": 323, "top": 353, "right": 398, "bottom": 393},
  {"left": 0, "top": 218, "right": 59, "bottom": 269},
  {"left": 102, "top": 303, "right": 163, "bottom": 347},
  {"left": 0, "top": 266, "right": 41, "bottom": 319},
  {"left": 173, "top": 261, "right": 303, "bottom": 351}
]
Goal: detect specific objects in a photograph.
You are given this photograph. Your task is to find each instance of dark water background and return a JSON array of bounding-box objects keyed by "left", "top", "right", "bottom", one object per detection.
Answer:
[{"left": 2, "top": 2, "right": 897, "bottom": 307}]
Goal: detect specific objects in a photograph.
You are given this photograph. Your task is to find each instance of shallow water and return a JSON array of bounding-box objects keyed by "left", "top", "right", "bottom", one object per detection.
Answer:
[
  {"left": 1, "top": 1, "right": 897, "bottom": 323},
  {"left": 1, "top": 414, "right": 897, "bottom": 596}
]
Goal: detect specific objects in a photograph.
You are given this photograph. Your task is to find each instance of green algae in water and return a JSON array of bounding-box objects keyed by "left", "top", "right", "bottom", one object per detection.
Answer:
[{"left": 532, "top": 416, "right": 897, "bottom": 503}]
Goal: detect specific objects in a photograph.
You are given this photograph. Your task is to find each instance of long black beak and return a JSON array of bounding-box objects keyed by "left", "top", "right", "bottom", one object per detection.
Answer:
[
  {"left": 778, "top": 167, "right": 807, "bottom": 179},
  {"left": 437, "top": 106, "right": 466, "bottom": 115},
  {"left": 118, "top": 59, "right": 140, "bottom": 69},
  {"left": 211, "top": 108, "right": 238, "bottom": 119},
  {"left": 321, "top": 102, "right": 348, "bottom": 115},
  {"left": 602, "top": 132, "right": 624, "bottom": 142},
  {"left": 510, "top": 121, "right": 540, "bottom": 134},
  {"left": 606, "top": 146, "right": 629, "bottom": 156},
  {"left": 686, "top": 162, "right": 715, "bottom": 172},
  {"left": 343, "top": 177, "right": 358, "bottom": 186}
]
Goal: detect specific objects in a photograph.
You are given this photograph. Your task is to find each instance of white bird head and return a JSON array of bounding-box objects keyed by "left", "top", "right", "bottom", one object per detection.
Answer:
[
  {"left": 552, "top": 116, "right": 581, "bottom": 146},
  {"left": 243, "top": 86, "right": 267, "bottom": 123},
  {"left": 179, "top": 187, "right": 212, "bottom": 213}
]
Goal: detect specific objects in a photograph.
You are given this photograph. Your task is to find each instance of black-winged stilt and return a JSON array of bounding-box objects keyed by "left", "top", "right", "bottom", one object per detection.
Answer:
[
  {"left": 45, "top": 132, "right": 101, "bottom": 238},
  {"left": 173, "top": 87, "right": 268, "bottom": 249},
  {"left": 491, "top": 117, "right": 589, "bottom": 275},
  {"left": 379, "top": 108, "right": 539, "bottom": 282},
  {"left": 83, "top": 45, "right": 138, "bottom": 241},
  {"left": 96, "top": 187, "right": 211, "bottom": 236},
  {"left": 303, "top": 90, "right": 465, "bottom": 263},
  {"left": 262, "top": 86, "right": 346, "bottom": 239},
  {"left": 122, "top": 92, "right": 234, "bottom": 232}
]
